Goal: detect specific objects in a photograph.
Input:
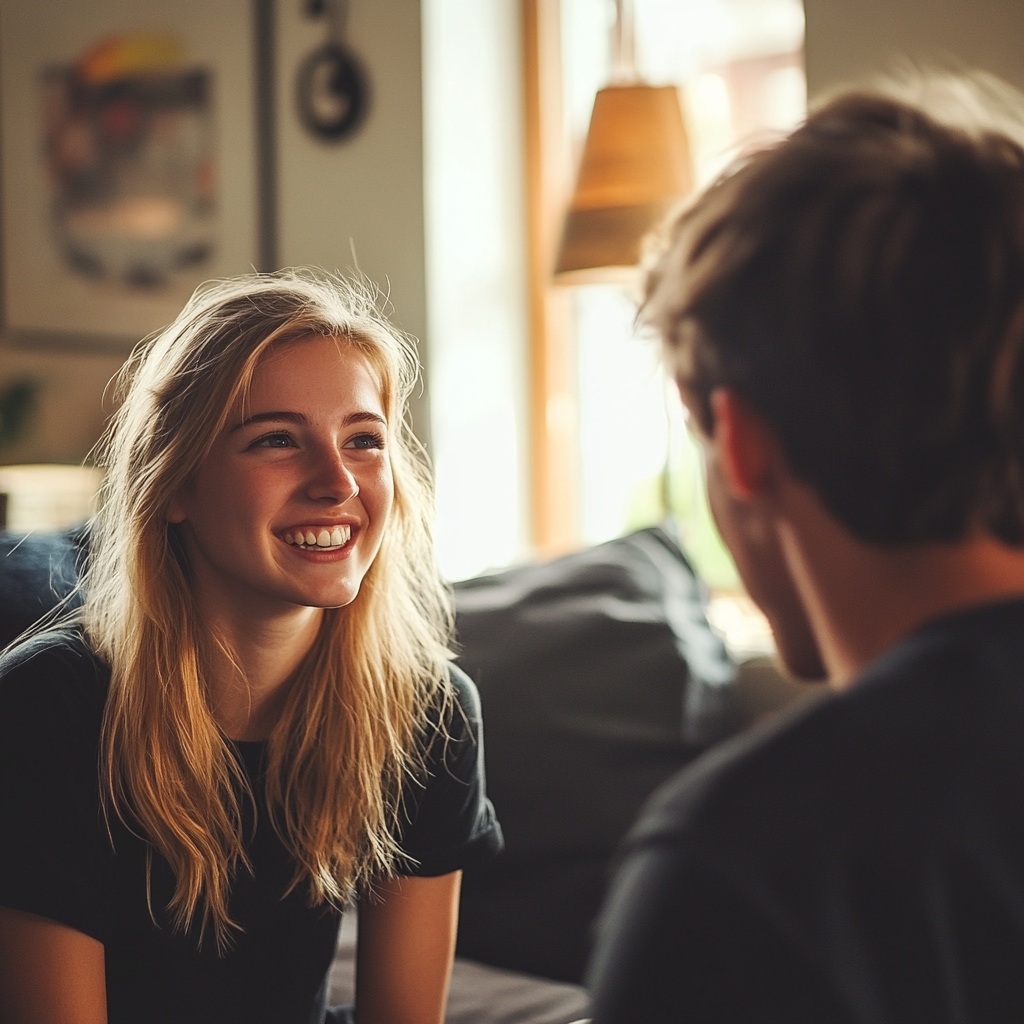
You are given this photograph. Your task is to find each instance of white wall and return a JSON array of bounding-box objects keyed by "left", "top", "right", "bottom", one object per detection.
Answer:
[
  {"left": 275, "top": 0, "right": 431, "bottom": 441},
  {"left": 804, "top": 0, "right": 1024, "bottom": 97},
  {"left": 422, "top": 0, "right": 530, "bottom": 580}
]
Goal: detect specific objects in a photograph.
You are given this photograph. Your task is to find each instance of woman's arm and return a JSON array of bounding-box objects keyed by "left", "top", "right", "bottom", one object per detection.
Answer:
[
  {"left": 0, "top": 907, "right": 107, "bottom": 1024},
  {"left": 355, "top": 871, "right": 461, "bottom": 1024}
]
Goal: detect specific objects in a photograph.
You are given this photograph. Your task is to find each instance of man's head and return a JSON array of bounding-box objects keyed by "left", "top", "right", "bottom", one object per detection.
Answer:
[
  {"left": 643, "top": 72, "right": 1024, "bottom": 676},
  {"left": 646, "top": 72, "right": 1024, "bottom": 544}
]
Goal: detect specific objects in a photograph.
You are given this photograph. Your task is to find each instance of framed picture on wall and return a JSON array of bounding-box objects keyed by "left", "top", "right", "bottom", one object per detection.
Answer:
[{"left": 0, "top": 0, "right": 267, "bottom": 351}]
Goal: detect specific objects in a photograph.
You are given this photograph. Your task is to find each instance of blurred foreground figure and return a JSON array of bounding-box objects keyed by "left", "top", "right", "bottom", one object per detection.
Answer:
[{"left": 588, "top": 73, "right": 1024, "bottom": 1023}]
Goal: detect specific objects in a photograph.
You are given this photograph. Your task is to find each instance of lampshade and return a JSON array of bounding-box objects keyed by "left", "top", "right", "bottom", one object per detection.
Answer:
[{"left": 555, "top": 84, "right": 692, "bottom": 283}]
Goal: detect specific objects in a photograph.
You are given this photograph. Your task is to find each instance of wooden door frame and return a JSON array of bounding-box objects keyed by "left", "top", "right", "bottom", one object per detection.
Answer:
[{"left": 521, "top": 0, "right": 578, "bottom": 556}]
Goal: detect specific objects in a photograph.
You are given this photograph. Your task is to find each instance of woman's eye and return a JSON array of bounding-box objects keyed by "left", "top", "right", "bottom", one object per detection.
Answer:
[
  {"left": 346, "top": 432, "right": 386, "bottom": 450},
  {"left": 251, "top": 432, "right": 295, "bottom": 449}
]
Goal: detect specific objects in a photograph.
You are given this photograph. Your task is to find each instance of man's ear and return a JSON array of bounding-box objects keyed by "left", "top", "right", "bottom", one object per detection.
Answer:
[{"left": 707, "top": 388, "right": 778, "bottom": 501}]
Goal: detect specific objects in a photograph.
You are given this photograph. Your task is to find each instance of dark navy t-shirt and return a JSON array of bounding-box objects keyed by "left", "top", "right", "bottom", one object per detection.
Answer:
[
  {"left": 0, "top": 632, "right": 503, "bottom": 1024},
  {"left": 587, "top": 597, "right": 1024, "bottom": 1023}
]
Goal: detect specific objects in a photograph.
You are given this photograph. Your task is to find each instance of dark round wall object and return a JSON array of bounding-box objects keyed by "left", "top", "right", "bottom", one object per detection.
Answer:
[{"left": 296, "top": 42, "right": 368, "bottom": 142}]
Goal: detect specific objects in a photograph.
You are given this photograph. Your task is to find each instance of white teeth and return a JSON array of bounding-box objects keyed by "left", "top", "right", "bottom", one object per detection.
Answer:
[{"left": 283, "top": 525, "right": 352, "bottom": 549}]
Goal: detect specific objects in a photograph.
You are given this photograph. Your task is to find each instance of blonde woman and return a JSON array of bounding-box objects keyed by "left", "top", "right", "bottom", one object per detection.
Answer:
[{"left": 0, "top": 272, "right": 502, "bottom": 1024}]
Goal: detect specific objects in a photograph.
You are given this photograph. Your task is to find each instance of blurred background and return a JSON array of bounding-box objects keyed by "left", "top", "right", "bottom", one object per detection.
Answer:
[{"left": 1, "top": 0, "right": 1022, "bottom": 656}]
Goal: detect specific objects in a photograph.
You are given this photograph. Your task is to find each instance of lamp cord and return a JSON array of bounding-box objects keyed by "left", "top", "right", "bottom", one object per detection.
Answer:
[{"left": 611, "top": 0, "right": 638, "bottom": 84}]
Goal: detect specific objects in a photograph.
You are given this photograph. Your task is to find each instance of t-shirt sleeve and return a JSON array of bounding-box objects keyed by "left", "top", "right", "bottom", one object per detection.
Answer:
[
  {"left": 397, "top": 664, "right": 504, "bottom": 877},
  {"left": 0, "top": 636, "right": 112, "bottom": 942}
]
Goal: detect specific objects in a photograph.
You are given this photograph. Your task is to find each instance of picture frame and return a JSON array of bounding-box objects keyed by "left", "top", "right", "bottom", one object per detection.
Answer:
[{"left": 0, "top": 0, "right": 273, "bottom": 352}]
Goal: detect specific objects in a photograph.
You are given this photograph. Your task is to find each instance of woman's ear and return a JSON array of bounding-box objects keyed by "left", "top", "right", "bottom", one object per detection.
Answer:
[
  {"left": 166, "top": 494, "right": 188, "bottom": 524},
  {"left": 707, "top": 388, "right": 781, "bottom": 501}
]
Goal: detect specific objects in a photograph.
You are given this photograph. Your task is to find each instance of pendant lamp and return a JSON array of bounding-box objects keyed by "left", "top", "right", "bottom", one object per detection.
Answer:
[{"left": 555, "top": 0, "right": 693, "bottom": 283}]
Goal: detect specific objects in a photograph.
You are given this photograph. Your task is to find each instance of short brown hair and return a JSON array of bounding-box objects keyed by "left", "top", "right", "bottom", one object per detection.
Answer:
[{"left": 643, "top": 73, "right": 1024, "bottom": 545}]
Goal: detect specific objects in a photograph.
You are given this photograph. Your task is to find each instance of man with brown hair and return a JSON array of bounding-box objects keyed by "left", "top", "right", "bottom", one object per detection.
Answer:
[{"left": 587, "top": 74, "right": 1024, "bottom": 1022}]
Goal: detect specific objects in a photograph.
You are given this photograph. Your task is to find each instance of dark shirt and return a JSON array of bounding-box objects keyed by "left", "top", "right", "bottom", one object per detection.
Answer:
[
  {"left": 0, "top": 632, "right": 502, "bottom": 1024},
  {"left": 588, "top": 597, "right": 1024, "bottom": 1024}
]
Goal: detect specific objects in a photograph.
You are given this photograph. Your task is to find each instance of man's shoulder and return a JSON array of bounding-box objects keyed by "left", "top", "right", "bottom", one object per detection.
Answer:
[
  {"left": 623, "top": 685, "right": 833, "bottom": 853},
  {"left": 629, "top": 598, "right": 1024, "bottom": 860}
]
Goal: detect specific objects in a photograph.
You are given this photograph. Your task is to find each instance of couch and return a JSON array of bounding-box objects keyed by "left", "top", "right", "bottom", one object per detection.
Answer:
[{"left": 0, "top": 523, "right": 809, "bottom": 1021}]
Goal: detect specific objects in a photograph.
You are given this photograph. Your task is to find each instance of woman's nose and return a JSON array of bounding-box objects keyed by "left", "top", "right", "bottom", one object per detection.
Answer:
[{"left": 306, "top": 449, "right": 360, "bottom": 504}]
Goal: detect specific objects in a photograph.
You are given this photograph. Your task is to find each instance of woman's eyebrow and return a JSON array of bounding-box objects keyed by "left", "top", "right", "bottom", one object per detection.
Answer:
[
  {"left": 344, "top": 411, "right": 387, "bottom": 427},
  {"left": 231, "top": 411, "right": 308, "bottom": 432},
  {"left": 231, "top": 410, "right": 386, "bottom": 431}
]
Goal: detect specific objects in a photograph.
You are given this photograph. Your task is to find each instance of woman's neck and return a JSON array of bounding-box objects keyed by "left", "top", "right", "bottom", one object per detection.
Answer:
[{"left": 202, "top": 604, "right": 324, "bottom": 741}]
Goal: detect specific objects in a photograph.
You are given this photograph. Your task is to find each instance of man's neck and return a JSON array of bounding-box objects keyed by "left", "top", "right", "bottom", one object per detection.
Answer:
[{"left": 777, "top": 484, "right": 1024, "bottom": 686}]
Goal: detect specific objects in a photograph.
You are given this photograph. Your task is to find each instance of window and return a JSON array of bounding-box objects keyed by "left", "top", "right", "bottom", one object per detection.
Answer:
[
  {"left": 425, "top": 0, "right": 804, "bottom": 653},
  {"left": 562, "top": 0, "right": 805, "bottom": 654}
]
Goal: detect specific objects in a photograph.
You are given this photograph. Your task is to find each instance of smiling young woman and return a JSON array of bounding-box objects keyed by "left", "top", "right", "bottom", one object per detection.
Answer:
[{"left": 0, "top": 272, "right": 503, "bottom": 1024}]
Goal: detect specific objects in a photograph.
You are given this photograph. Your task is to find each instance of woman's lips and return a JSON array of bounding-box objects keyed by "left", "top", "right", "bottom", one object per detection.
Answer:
[{"left": 281, "top": 525, "right": 352, "bottom": 550}]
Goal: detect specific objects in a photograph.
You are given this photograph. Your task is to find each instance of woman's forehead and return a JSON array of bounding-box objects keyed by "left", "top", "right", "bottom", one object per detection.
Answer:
[
  {"left": 262, "top": 333, "right": 386, "bottom": 388},
  {"left": 228, "top": 334, "right": 388, "bottom": 423}
]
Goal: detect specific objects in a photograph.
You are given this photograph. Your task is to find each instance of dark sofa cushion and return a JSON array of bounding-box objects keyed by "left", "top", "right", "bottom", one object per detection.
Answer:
[
  {"left": 0, "top": 525, "right": 86, "bottom": 649},
  {"left": 453, "top": 525, "right": 739, "bottom": 983}
]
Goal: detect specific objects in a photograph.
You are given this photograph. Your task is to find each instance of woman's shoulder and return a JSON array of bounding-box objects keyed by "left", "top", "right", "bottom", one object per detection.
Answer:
[
  {"left": 416, "top": 662, "right": 482, "bottom": 758},
  {"left": 419, "top": 662, "right": 484, "bottom": 751},
  {"left": 446, "top": 662, "right": 482, "bottom": 720},
  {"left": 401, "top": 662, "right": 503, "bottom": 874},
  {"left": 0, "top": 628, "right": 110, "bottom": 727}
]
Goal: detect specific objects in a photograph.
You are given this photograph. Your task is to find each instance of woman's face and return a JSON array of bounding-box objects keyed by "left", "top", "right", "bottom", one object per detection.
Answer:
[{"left": 169, "top": 335, "right": 394, "bottom": 619}]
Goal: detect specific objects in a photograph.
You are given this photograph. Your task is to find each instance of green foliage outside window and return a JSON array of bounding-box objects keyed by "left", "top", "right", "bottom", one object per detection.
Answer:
[{"left": 624, "top": 425, "right": 740, "bottom": 592}]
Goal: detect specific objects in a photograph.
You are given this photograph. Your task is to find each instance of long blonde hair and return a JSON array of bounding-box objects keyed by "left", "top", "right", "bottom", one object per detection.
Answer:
[{"left": 81, "top": 270, "right": 453, "bottom": 947}]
